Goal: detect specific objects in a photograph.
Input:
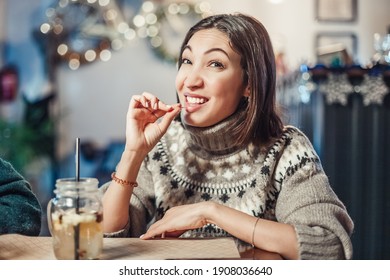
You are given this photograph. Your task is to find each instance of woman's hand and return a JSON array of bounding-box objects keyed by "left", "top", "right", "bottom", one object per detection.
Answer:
[
  {"left": 102, "top": 93, "right": 180, "bottom": 233},
  {"left": 140, "top": 202, "right": 211, "bottom": 239},
  {"left": 125, "top": 92, "right": 181, "bottom": 156}
]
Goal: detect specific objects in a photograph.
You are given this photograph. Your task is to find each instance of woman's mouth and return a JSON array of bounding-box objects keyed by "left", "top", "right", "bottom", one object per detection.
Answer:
[
  {"left": 183, "top": 96, "right": 209, "bottom": 113},
  {"left": 186, "top": 96, "right": 206, "bottom": 104},
  {"left": 186, "top": 96, "right": 208, "bottom": 105}
]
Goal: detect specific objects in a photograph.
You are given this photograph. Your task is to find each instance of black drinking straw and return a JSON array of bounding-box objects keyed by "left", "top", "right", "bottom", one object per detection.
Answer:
[
  {"left": 74, "top": 137, "right": 80, "bottom": 260},
  {"left": 76, "top": 137, "right": 80, "bottom": 182}
]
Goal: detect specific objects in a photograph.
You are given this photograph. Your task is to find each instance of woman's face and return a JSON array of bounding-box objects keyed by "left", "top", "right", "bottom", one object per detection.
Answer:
[{"left": 175, "top": 28, "right": 248, "bottom": 127}]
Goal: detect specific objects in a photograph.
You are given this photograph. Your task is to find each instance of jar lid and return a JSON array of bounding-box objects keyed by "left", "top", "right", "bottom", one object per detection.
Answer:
[{"left": 54, "top": 178, "right": 99, "bottom": 195}]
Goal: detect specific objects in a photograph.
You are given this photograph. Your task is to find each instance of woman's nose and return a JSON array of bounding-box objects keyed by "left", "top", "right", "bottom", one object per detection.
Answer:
[{"left": 184, "top": 69, "right": 203, "bottom": 88}]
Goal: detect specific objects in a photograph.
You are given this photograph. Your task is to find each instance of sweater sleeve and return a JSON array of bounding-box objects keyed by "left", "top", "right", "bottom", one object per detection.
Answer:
[
  {"left": 273, "top": 129, "right": 354, "bottom": 259},
  {"left": 0, "top": 158, "right": 42, "bottom": 236},
  {"left": 128, "top": 158, "right": 156, "bottom": 237},
  {"left": 102, "top": 154, "right": 156, "bottom": 238}
]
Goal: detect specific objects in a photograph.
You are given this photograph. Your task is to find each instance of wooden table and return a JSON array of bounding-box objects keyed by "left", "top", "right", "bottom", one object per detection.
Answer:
[{"left": 0, "top": 234, "right": 282, "bottom": 260}]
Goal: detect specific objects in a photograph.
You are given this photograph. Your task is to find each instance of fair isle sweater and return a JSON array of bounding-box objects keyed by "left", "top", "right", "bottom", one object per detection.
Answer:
[{"left": 103, "top": 111, "right": 354, "bottom": 260}]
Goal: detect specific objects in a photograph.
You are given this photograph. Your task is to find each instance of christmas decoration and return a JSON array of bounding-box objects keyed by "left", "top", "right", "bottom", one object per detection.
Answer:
[{"left": 38, "top": 0, "right": 212, "bottom": 69}]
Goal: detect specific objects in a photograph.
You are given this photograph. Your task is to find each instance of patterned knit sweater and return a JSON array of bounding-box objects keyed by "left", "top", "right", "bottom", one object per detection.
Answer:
[
  {"left": 0, "top": 158, "right": 42, "bottom": 236},
  {"left": 103, "top": 110, "right": 354, "bottom": 259}
]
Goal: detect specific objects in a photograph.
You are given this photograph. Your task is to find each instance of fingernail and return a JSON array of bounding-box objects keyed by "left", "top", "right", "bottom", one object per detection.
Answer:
[{"left": 139, "top": 234, "right": 144, "bottom": 239}]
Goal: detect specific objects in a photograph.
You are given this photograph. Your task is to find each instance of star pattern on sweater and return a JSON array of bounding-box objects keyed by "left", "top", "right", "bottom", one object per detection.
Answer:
[
  {"left": 153, "top": 151, "right": 162, "bottom": 161},
  {"left": 261, "top": 165, "right": 270, "bottom": 175},
  {"left": 237, "top": 190, "right": 246, "bottom": 198},
  {"left": 250, "top": 179, "right": 257, "bottom": 188},
  {"left": 228, "top": 156, "right": 238, "bottom": 165},
  {"left": 205, "top": 170, "right": 216, "bottom": 179},
  {"left": 241, "top": 164, "right": 251, "bottom": 174},
  {"left": 160, "top": 166, "right": 168, "bottom": 175},
  {"left": 176, "top": 156, "right": 185, "bottom": 165},
  {"left": 184, "top": 189, "right": 194, "bottom": 198},
  {"left": 222, "top": 170, "right": 234, "bottom": 180},
  {"left": 170, "top": 143, "right": 179, "bottom": 152},
  {"left": 170, "top": 180, "right": 178, "bottom": 189},
  {"left": 189, "top": 166, "right": 198, "bottom": 175},
  {"left": 219, "top": 193, "right": 230, "bottom": 203}
]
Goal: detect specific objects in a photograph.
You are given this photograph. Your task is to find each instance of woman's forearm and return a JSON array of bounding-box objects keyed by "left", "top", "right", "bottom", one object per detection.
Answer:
[
  {"left": 102, "top": 150, "right": 144, "bottom": 232},
  {"left": 206, "top": 202, "right": 299, "bottom": 259}
]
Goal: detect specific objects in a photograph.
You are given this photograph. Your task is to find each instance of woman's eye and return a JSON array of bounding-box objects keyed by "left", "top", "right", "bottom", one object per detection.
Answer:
[
  {"left": 210, "top": 61, "right": 224, "bottom": 68},
  {"left": 182, "top": 58, "right": 192, "bottom": 65}
]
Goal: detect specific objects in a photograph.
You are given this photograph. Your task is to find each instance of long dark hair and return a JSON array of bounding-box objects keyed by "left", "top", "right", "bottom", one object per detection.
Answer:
[{"left": 178, "top": 13, "right": 284, "bottom": 147}]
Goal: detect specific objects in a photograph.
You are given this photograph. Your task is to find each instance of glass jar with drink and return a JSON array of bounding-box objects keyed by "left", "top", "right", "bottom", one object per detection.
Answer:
[{"left": 47, "top": 178, "right": 103, "bottom": 260}]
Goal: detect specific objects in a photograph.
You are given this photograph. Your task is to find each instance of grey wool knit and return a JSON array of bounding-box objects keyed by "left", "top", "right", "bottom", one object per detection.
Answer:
[
  {"left": 0, "top": 158, "right": 42, "bottom": 236},
  {"left": 103, "top": 109, "right": 354, "bottom": 260}
]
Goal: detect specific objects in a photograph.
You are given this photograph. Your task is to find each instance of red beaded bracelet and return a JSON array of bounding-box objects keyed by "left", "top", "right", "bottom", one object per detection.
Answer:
[{"left": 111, "top": 172, "right": 138, "bottom": 188}]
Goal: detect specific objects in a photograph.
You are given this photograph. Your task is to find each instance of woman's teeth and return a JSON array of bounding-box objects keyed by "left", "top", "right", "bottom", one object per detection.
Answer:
[{"left": 186, "top": 97, "right": 207, "bottom": 104}]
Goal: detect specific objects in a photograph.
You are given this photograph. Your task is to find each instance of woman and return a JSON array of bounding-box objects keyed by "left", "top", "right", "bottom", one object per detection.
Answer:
[
  {"left": 102, "top": 13, "right": 354, "bottom": 259},
  {"left": 0, "top": 157, "right": 42, "bottom": 236}
]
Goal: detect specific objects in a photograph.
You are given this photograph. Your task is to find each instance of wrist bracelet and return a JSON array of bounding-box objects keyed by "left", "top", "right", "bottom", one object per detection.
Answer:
[
  {"left": 111, "top": 172, "right": 138, "bottom": 188},
  {"left": 251, "top": 217, "right": 260, "bottom": 248}
]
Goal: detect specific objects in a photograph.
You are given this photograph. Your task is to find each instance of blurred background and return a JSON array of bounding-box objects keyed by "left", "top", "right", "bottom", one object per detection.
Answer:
[{"left": 0, "top": 0, "right": 389, "bottom": 259}]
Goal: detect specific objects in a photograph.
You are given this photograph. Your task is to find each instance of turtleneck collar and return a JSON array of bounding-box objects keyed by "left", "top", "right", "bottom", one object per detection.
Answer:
[{"left": 181, "top": 105, "right": 247, "bottom": 157}]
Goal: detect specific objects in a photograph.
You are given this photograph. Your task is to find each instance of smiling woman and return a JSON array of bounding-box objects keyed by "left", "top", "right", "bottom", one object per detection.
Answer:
[
  {"left": 175, "top": 29, "right": 248, "bottom": 127},
  {"left": 101, "top": 13, "right": 354, "bottom": 260}
]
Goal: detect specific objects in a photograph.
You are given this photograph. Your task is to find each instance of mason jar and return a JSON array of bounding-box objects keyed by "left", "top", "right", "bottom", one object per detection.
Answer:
[{"left": 47, "top": 178, "right": 103, "bottom": 260}]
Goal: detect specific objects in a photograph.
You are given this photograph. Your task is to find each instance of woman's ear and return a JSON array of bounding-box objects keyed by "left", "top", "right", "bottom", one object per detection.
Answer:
[{"left": 243, "top": 85, "right": 250, "bottom": 97}]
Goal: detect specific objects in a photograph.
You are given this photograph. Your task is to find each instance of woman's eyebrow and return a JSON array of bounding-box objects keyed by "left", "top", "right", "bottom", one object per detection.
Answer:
[
  {"left": 204, "top": 48, "right": 230, "bottom": 59},
  {"left": 183, "top": 45, "right": 191, "bottom": 52},
  {"left": 182, "top": 45, "right": 230, "bottom": 59}
]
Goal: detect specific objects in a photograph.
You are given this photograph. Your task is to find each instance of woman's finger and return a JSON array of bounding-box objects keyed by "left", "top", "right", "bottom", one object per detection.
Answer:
[
  {"left": 142, "top": 92, "right": 160, "bottom": 110},
  {"left": 130, "top": 95, "right": 142, "bottom": 108},
  {"left": 131, "top": 94, "right": 150, "bottom": 108},
  {"left": 131, "top": 93, "right": 175, "bottom": 113},
  {"left": 157, "top": 104, "right": 181, "bottom": 132}
]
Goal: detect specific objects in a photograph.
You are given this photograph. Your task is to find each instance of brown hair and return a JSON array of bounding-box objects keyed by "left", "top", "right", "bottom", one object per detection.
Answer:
[{"left": 178, "top": 13, "right": 284, "bottom": 147}]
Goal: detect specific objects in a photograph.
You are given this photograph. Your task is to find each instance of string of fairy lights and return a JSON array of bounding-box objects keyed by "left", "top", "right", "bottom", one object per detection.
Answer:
[{"left": 39, "top": 0, "right": 212, "bottom": 70}]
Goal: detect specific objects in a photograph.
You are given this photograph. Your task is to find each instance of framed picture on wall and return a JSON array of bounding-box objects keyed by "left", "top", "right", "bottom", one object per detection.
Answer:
[
  {"left": 315, "top": 0, "right": 357, "bottom": 22},
  {"left": 315, "top": 32, "right": 358, "bottom": 66}
]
